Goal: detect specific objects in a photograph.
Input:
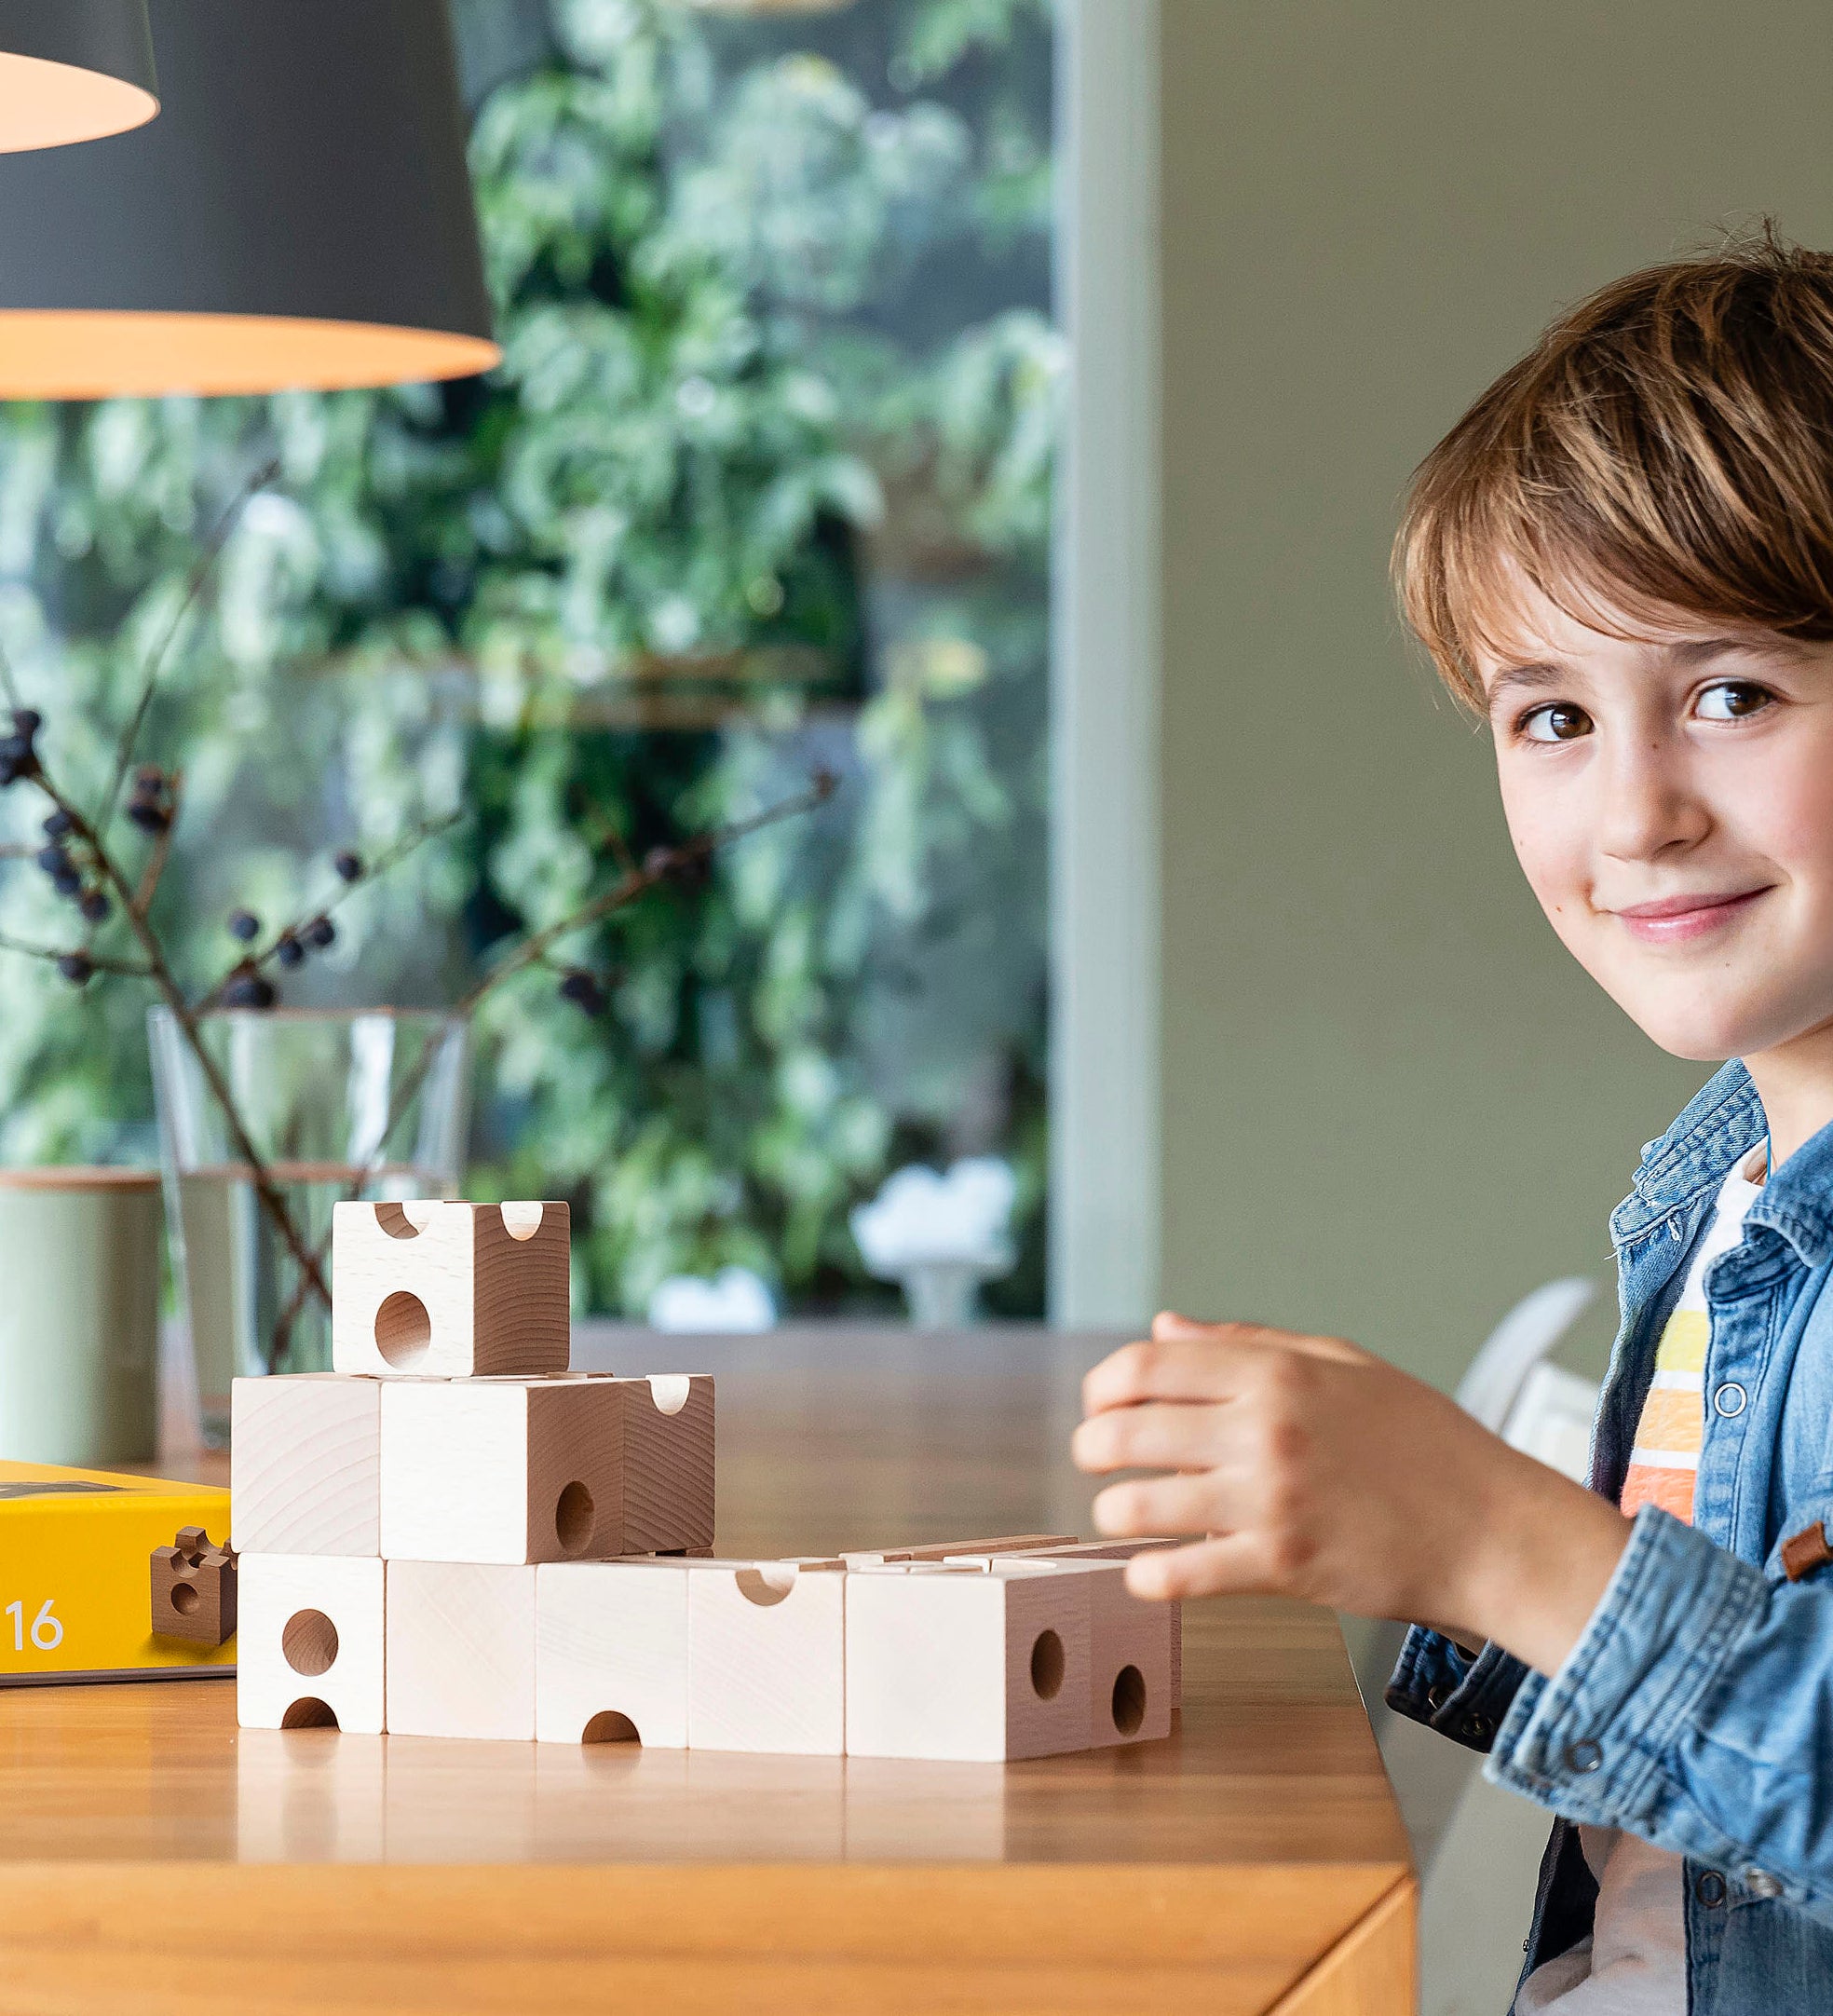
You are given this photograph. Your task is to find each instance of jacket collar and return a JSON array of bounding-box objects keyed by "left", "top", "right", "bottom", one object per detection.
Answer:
[{"left": 1612, "top": 1058, "right": 1833, "bottom": 1269}]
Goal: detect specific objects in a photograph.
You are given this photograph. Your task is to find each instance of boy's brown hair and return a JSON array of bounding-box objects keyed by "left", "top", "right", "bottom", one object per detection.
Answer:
[{"left": 1396, "top": 225, "right": 1833, "bottom": 707}]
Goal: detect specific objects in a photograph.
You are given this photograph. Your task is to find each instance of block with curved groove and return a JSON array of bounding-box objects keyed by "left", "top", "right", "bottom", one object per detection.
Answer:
[
  {"left": 686, "top": 1560, "right": 846, "bottom": 1755},
  {"left": 330, "top": 1198, "right": 569, "bottom": 1380},
  {"left": 844, "top": 1559, "right": 1093, "bottom": 1761},
  {"left": 380, "top": 1374, "right": 713, "bottom": 1564},
  {"left": 237, "top": 1553, "right": 385, "bottom": 1736},
  {"left": 536, "top": 1559, "right": 690, "bottom": 1747}
]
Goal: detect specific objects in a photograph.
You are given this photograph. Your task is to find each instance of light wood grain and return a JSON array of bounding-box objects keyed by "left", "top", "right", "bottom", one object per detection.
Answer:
[
  {"left": 332, "top": 1199, "right": 569, "bottom": 1379},
  {"left": 686, "top": 1560, "right": 847, "bottom": 1754},
  {"left": 385, "top": 1560, "right": 536, "bottom": 1739},
  {"left": 536, "top": 1559, "right": 690, "bottom": 1747},
  {"left": 237, "top": 1554, "right": 385, "bottom": 1734},
  {"left": 231, "top": 1374, "right": 380, "bottom": 1555},
  {"left": 18, "top": 1327, "right": 1412, "bottom": 2014}
]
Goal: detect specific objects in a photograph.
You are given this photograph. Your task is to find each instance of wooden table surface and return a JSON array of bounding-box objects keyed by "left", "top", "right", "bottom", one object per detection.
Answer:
[{"left": 0, "top": 1325, "right": 1415, "bottom": 2016}]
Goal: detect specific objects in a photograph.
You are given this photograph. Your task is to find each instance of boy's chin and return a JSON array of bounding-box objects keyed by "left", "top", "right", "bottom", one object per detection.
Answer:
[{"left": 1617, "top": 993, "right": 1818, "bottom": 1066}]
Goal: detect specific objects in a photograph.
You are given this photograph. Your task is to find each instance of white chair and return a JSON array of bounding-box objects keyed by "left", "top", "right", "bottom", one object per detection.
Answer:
[{"left": 1343, "top": 1277, "right": 1601, "bottom": 2015}]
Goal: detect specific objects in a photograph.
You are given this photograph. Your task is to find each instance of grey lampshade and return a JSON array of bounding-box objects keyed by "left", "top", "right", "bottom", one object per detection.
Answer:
[
  {"left": 0, "top": 1, "right": 158, "bottom": 154},
  {"left": 0, "top": 0, "right": 498, "bottom": 397}
]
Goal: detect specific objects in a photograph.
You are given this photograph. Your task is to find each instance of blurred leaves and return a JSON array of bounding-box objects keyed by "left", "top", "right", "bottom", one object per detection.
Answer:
[{"left": 0, "top": 0, "right": 1056, "bottom": 1314}]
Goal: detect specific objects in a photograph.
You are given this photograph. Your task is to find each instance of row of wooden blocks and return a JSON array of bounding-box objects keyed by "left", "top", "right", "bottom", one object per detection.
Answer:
[
  {"left": 237, "top": 1538, "right": 1181, "bottom": 1762},
  {"left": 230, "top": 1371, "right": 714, "bottom": 1564}
]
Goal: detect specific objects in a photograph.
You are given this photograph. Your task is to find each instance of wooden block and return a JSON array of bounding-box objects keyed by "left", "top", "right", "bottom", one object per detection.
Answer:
[
  {"left": 1052, "top": 1560, "right": 1174, "bottom": 1748},
  {"left": 231, "top": 1374, "right": 380, "bottom": 1556},
  {"left": 385, "top": 1560, "right": 536, "bottom": 1740},
  {"left": 331, "top": 1198, "right": 569, "bottom": 1380},
  {"left": 535, "top": 1560, "right": 690, "bottom": 1747},
  {"left": 986, "top": 1537, "right": 1183, "bottom": 1708},
  {"left": 619, "top": 1374, "right": 714, "bottom": 1555},
  {"left": 844, "top": 1560, "right": 1093, "bottom": 1761},
  {"left": 686, "top": 1560, "right": 847, "bottom": 1755},
  {"left": 380, "top": 1374, "right": 713, "bottom": 1564},
  {"left": 150, "top": 1524, "right": 238, "bottom": 1646},
  {"left": 237, "top": 1554, "right": 385, "bottom": 1735},
  {"left": 839, "top": 1532, "right": 1075, "bottom": 1568}
]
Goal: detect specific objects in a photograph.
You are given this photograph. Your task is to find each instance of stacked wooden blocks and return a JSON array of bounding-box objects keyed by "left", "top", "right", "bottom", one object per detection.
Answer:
[{"left": 234, "top": 1200, "right": 1178, "bottom": 1758}]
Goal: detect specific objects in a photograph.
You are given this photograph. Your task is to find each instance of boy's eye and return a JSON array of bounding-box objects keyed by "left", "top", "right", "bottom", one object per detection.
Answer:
[
  {"left": 1519, "top": 702, "right": 1593, "bottom": 743},
  {"left": 1694, "top": 680, "right": 1772, "bottom": 722}
]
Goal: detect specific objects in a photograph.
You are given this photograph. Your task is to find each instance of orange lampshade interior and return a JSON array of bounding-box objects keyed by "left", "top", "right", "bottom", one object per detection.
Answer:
[
  {"left": 0, "top": 312, "right": 502, "bottom": 397},
  {"left": 0, "top": 52, "right": 157, "bottom": 154}
]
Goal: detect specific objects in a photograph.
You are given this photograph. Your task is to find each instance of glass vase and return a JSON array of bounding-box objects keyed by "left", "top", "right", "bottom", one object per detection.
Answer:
[{"left": 149, "top": 1006, "right": 469, "bottom": 1444}]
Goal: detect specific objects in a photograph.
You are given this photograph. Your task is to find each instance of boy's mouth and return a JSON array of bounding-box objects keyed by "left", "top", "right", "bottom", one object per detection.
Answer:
[{"left": 1609, "top": 887, "right": 1771, "bottom": 945}]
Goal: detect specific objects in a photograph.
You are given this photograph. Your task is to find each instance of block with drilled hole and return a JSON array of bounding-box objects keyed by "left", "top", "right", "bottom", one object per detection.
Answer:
[
  {"left": 385, "top": 1560, "right": 536, "bottom": 1740},
  {"left": 150, "top": 1524, "right": 238, "bottom": 1645},
  {"left": 999, "top": 1538, "right": 1184, "bottom": 1707},
  {"left": 843, "top": 1559, "right": 1094, "bottom": 1761},
  {"left": 330, "top": 1198, "right": 569, "bottom": 1379},
  {"left": 237, "top": 1554, "right": 385, "bottom": 1734},
  {"left": 231, "top": 1374, "right": 380, "bottom": 1557},
  {"left": 536, "top": 1559, "right": 691, "bottom": 1747},
  {"left": 378, "top": 1374, "right": 713, "bottom": 1565},
  {"left": 686, "top": 1559, "right": 847, "bottom": 1754}
]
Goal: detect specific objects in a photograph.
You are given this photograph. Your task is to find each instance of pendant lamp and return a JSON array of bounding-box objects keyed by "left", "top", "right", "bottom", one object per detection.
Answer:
[
  {"left": 0, "top": 0, "right": 497, "bottom": 398},
  {"left": 0, "top": 1, "right": 157, "bottom": 153}
]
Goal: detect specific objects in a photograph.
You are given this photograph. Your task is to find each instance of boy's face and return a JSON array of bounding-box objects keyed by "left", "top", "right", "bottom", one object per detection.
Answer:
[{"left": 1480, "top": 581, "right": 1833, "bottom": 1063}]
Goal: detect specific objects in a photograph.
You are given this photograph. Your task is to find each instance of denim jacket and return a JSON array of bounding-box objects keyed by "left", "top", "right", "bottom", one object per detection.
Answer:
[{"left": 1388, "top": 1060, "right": 1833, "bottom": 2013}]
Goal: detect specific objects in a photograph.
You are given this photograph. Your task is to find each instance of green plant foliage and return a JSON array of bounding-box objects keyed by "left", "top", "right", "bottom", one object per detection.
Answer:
[{"left": 0, "top": 0, "right": 1057, "bottom": 1316}]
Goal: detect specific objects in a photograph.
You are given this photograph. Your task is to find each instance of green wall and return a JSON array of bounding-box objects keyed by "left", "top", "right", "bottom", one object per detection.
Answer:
[{"left": 1156, "top": 1, "right": 1833, "bottom": 1389}]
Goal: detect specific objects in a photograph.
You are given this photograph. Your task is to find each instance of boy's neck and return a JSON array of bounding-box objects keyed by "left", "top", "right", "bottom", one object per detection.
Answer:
[{"left": 1742, "top": 1016, "right": 1833, "bottom": 1169}]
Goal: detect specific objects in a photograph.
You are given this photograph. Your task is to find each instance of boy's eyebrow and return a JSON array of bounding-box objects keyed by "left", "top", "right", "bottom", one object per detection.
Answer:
[
  {"left": 1486, "top": 634, "right": 1811, "bottom": 708},
  {"left": 1484, "top": 661, "right": 1565, "bottom": 708}
]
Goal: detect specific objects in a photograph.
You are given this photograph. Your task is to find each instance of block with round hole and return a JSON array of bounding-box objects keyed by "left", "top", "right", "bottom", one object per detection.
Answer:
[
  {"left": 236, "top": 1553, "right": 385, "bottom": 1735},
  {"left": 686, "top": 1559, "right": 847, "bottom": 1755},
  {"left": 384, "top": 1560, "right": 536, "bottom": 1740},
  {"left": 843, "top": 1559, "right": 1093, "bottom": 1761},
  {"left": 330, "top": 1198, "right": 569, "bottom": 1380},
  {"left": 378, "top": 1374, "right": 713, "bottom": 1564},
  {"left": 535, "top": 1559, "right": 690, "bottom": 1747},
  {"left": 998, "top": 1539, "right": 1183, "bottom": 1712},
  {"left": 379, "top": 1376, "right": 624, "bottom": 1565}
]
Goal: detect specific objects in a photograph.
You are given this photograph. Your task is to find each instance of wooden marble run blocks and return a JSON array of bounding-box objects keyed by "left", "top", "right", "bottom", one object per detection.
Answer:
[
  {"left": 686, "top": 1560, "right": 847, "bottom": 1755},
  {"left": 844, "top": 1560, "right": 1094, "bottom": 1762},
  {"left": 385, "top": 1560, "right": 536, "bottom": 1740},
  {"left": 237, "top": 1554, "right": 385, "bottom": 1735},
  {"left": 150, "top": 1525, "right": 238, "bottom": 1646},
  {"left": 379, "top": 1373, "right": 714, "bottom": 1564},
  {"left": 231, "top": 1374, "right": 380, "bottom": 1557},
  {"left": 840, "top": 1532, "right": 1075, "bottom": 1568},
  {"left": 331, "top": 1198, "right": 569, "bottom": 1379},
  {"left": 536, "top": 1560, "right": 689, "bottom": 1748},
  {"left": 1007, "top": 1537, "right": 1184, "bottom": 1702}
]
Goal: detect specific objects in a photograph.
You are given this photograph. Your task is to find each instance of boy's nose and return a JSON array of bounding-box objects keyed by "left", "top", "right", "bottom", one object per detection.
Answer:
[{"left": 1595, "top": 740, "right": 1711, "bottom": 863}]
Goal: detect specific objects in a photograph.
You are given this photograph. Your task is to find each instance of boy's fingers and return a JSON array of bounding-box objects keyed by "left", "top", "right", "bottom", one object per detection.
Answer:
[
  {"left": 1072, "top": 1398, "right": 1226, "bottom": 1475},
  {"left": 1122, "top": 1532, "right": 1272, "bottom": 1603},
  {"left": 1081, "top": 1328, "right": 1269, "bottom": 1414},
  {"left": 1154, "top": 1309, "right": 1371, "bottom": 1369},
  {"left": 1092, "top": 1469, "right": 1231, "bottom": 1540}
]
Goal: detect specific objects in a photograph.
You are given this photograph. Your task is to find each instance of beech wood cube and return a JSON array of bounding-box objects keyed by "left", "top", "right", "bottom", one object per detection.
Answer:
[
  {"left": 384, "top": 1560, "right": 536, "bottom": 1740},
  {"left": 536, "top": 1559, "right": 691, "bottom": 1747},
  {"left": 231, "top": 1374, "right": 380, "bottom": 1557},
  {"left": 844, "top": 1560, "right": 1093, "bottom": 1761},
  {"left": 331, "top": 1198, "right": 569, "bottom": 1379},
  {"left": 237, "top": 1554, "right": 385, "bottom": 1735}
]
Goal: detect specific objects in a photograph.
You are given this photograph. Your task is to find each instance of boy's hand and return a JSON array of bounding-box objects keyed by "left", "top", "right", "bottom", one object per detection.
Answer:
[{"left": 1073, "top": 1312, "right": 1635, "bottom": 1677}]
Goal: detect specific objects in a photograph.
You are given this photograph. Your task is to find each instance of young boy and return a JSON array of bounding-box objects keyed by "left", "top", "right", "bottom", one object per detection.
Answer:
[{"left": 1074, "top": 231, "right": 1833, "bottom": 2012}]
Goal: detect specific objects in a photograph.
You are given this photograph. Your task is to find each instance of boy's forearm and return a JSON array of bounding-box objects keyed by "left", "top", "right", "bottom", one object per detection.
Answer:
[{"left": 1444, "top": 1453, "right": 1634, "bottom": 1678}]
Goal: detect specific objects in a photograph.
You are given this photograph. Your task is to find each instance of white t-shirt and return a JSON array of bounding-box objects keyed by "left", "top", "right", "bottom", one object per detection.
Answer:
[{"left": 1513, "top": 1148, "right": 1765, "bottom": 2014}]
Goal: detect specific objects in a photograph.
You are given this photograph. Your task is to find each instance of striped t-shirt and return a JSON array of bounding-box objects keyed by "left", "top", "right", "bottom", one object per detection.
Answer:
[{"left": 1619, "top": 1146, "right": 1767, "bottom": 1524}]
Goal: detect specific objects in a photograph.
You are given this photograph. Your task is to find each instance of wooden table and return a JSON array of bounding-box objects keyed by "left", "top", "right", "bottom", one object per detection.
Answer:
[{"left": 0, "top": 1327, "right": 1415, "bottom": 2015}]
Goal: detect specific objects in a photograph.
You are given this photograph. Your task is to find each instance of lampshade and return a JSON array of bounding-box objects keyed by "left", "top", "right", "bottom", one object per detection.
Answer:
[
  {"left": 0, "top": 1, "right": 157, "bottom": 154},
  {"left": 0, "top": 0, "right": 497, "bottom": 398}
]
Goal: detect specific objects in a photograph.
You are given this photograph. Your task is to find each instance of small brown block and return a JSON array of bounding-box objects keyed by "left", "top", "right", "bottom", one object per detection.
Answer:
[
  {"left": 151, "top": 1525, "right": 238, "bottom": 1645},
  {"left": 1782, "top": 1520, "right": 1833, "bottom": 1582}
]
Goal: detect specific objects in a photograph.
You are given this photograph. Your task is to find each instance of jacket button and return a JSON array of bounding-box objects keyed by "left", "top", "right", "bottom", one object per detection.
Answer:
[
  {"left": 1745, "top": 1869, "right": 1783, "bottom": 1900},
  {"left": 1713, "top": 1383, "right": 1748, "bottom": 1418},
  {"left": 1468, "top": 1713, "right": 1493, "bottom": 1741},
  {"left": 1564, "top": 1738, "right": 1603, "bottom": 1774},
  {"left": 1696, "top": 1870, "right": 1727, "bottom": 1907},
  {"left": 1426, "top": 1685, "right": 1448, "bottom": 1711}
]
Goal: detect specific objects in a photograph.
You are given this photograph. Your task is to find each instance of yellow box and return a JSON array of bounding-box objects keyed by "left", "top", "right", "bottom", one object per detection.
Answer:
[{"left": 0, "top": 1460, "right": 235, "bottom": 1684}]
